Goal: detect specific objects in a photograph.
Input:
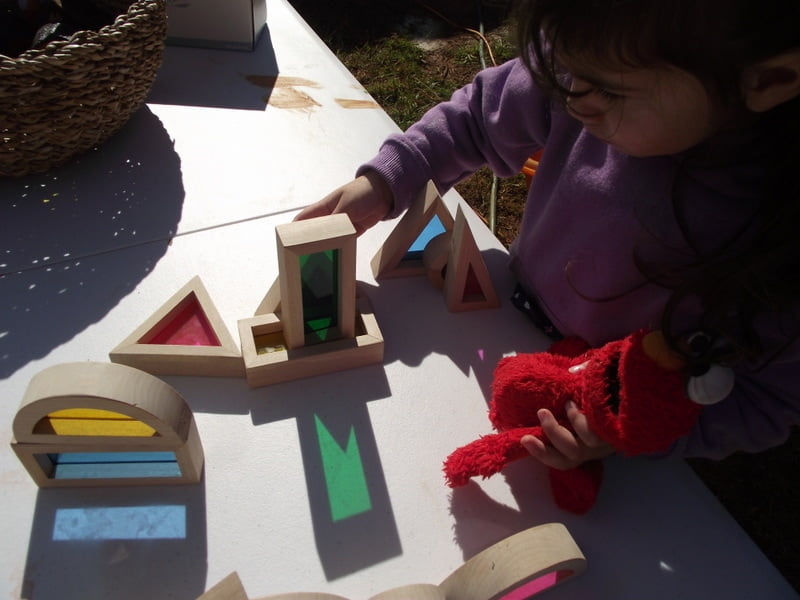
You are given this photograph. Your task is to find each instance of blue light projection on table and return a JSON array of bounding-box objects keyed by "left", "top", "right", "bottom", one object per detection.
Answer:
[{"left": 52, "top": 505, "right": 187, "bottom": 541}]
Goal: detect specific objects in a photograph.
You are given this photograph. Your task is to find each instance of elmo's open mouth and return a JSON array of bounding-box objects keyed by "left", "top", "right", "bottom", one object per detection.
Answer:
[{"left": 604, "top": 353, "right": 622, "bottom": 414}]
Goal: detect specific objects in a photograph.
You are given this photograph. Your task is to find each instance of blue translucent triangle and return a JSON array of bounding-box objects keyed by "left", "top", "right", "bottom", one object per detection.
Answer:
[{"left": 405, "top": 215, "right": 445, "bottom": 261}]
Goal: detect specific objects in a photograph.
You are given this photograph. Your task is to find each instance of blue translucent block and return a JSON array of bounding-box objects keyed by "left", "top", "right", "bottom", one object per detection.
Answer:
[
  {"left": 45, "top": 451, "right": 181, "bottom": 479},
  {"left": 405, "top": 215, "right": 446, "bottom": 261}
]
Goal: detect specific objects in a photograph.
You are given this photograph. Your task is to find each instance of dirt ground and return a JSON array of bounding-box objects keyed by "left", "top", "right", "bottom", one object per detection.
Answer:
[{"left": 288, "top": 0, "right": 800, "bottom": 592}]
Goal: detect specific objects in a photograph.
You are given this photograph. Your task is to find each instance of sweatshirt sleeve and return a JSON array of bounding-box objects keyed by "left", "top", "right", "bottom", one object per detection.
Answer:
[{"left": 357, "top": 57, "right": 550, "bottom": 218}]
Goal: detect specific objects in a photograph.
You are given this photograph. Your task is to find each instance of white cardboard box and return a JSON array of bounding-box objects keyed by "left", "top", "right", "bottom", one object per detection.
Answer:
[{"left": 166, "top": 0, "right": 267, "bottom": 51}]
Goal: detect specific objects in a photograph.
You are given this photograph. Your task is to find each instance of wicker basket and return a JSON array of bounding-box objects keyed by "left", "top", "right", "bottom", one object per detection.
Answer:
[{"left": 0, "top": 0, "right": 167, "bottom": 177}]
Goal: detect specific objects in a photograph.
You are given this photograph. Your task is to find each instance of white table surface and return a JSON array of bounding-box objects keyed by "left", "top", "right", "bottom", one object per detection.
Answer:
[{"left": 0, "top": 2, "right": 795, "bottom": 599}]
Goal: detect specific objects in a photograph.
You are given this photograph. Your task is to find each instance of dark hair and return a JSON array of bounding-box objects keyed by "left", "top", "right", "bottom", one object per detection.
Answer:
[{"left": 514, "top": 0, "right": 800, "bottom": 368}]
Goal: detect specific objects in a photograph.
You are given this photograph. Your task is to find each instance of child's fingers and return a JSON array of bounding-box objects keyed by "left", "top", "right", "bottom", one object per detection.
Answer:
[
  {"left": 522, "top": 405, "right": 615, "bottom": 471},
  {"left": 564, "top": 401, "right": 606, "bottom": 448},
  {"left": 521, "top": 433, "right": 577, "bottom": 471},
  {"left": 537, "top": 408, "right": 583, "bottom": 461},
  {"left": 519, "top": 410, "right": 582, "bottom": 470}
]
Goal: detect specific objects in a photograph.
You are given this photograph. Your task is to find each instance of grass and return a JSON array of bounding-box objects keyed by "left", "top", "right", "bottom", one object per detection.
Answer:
[
  {"left": 289, "top": 0, "right": 800, "bottom": 593},
  {"left": 291, "top": 0, "right": 528, "bottom": 246}
]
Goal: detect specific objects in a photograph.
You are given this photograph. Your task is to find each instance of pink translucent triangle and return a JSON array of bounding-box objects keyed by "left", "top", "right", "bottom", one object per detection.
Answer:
[
  {"left": 496, "top": 571, "right": 570, "bottom": 599},
  {"left": 148, "top": 299, "right": 221, "bottom": 346}
]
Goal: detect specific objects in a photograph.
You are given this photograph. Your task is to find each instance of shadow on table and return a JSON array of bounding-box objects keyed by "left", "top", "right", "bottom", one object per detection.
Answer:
[
  {"left": 0, "top": 106, "right": 185, "bottom": 380},
  {"left": 359, "top": 250, "right": 551, "bottom": 402},
  {"left": 21, "top": 482, "right": 207, "bottom": 600},
  {"left": 448, "top": 455, "right": 797, "bottom": 599},
  {"left": 250, "top": 366, "right": 401, "bottom": 581},
  {"left": 147, "top": 24, "right": 279, "bottom": 110}
]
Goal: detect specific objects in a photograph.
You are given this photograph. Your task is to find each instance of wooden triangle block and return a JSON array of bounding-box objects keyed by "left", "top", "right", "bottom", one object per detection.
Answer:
[
  {"left": 371, "top": 181, "right": 454, "bottom": 279},
  {"left": 110, "top": 276, "right": 243, "bottom": 377},
  {"left": 443, "top": 206, "right": 500, "bottom": 312}
]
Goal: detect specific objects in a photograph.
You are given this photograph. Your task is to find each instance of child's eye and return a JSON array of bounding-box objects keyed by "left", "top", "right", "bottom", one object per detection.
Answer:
[{"left": 594, "top": 87, "right": 623, "bottom": 102}]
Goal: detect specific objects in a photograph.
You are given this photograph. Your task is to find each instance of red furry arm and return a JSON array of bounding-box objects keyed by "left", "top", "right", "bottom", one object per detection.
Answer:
[{"left": 443, "top": 427, "right": 542, "bottom": 487}]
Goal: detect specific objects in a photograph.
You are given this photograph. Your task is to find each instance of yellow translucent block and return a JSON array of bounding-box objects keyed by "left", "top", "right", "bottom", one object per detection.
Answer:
[{"left": 34, "top": 409, "right": 157, "bottom": 437}]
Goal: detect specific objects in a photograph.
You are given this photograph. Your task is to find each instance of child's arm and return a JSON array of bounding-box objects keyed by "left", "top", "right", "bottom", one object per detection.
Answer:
[
  {"left": 294, "top": 170, "right": 393, "bottom": 235},
  {"left": 360, "top": 56, "right": 549, "bottom": 218}
]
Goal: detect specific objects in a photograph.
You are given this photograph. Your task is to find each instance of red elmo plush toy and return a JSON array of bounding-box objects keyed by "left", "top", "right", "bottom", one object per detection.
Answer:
[{"left": 443, "top": 330, "right": 717, "bottom": 514}]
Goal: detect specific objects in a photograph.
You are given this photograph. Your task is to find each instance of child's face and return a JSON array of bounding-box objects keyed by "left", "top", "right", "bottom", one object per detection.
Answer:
[{"left": 560, "top": 59, "right": 726, "bottom": 157}]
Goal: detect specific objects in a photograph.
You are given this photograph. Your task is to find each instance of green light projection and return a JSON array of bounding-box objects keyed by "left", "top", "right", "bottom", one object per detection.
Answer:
[{"left": 314, "top": 414, "right": 371, "bottom": 522}]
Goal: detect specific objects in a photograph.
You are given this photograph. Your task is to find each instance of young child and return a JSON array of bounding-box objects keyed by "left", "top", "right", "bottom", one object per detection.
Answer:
[{"left": 295, "top": 0, "right": 800, "bottom": 471}]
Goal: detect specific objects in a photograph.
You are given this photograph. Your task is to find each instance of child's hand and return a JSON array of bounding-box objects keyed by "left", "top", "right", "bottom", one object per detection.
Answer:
[
  {"left": 521, "top": 401, "right": 614, "bottom": 470},
  {"left": 294, "top": 170, "right": 394, "bottom": 236}
]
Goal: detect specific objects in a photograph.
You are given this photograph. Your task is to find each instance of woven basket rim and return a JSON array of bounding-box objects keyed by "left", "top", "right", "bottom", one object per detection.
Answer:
[
  {"left": 1, "top": 0, "right": 162, "bottom": 65},
  {"left": 0, "top": 0, "right": 167, "bottom": 177}
]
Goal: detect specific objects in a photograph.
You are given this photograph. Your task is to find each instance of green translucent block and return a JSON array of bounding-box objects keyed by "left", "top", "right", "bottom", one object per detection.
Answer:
[{"left": 300, "top": 249, "right": 339, "bottom": 343}]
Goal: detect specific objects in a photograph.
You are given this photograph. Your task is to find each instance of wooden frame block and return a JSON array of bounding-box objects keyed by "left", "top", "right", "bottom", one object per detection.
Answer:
[
  {"left": 10, "top": 362, "right": 204, "bottom": 487},
  {"left": 254, "top": 276, "right": 281, "bottom": 316},
  {"left": 276, "top": 214, "right": 357, "bottom": 349},
  {"left": 196, "top": 523, "right": 585, "bottom": 599},
  {"left": 442, "top": 206, "right": 500, "bottom": 312},
  {"left": 371, "top": 181, "right": 455, "bottom": 280},
  {"left": 110, "top": 276, "right": 243, "bottom": 377},
  {"left": 238, "top": 291, "right": 383, "bottom": 388}
]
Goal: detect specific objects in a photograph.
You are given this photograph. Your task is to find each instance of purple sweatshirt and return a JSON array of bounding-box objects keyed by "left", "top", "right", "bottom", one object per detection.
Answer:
[{"left": 360, "top": 57, "right": 800, "bottom": 459}]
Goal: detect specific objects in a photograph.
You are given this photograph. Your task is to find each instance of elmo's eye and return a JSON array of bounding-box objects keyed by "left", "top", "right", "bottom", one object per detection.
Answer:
[{"left": 687, "top": 365, "right": 734, "bottom": 405}]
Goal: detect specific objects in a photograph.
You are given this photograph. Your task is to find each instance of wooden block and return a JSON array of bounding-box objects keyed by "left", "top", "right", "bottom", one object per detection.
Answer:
[
  {"left": 371, "top": 181, "right": 454, "bottom": 279},
  {"left": 442, "top": 206, "right": 500, "bottom": 312},
  {"left": 238, "top": 291, "right": 384, "bottom": 388},
  {"left": 110, "top": 276, "right": 244, "bottom": 377},
  {"left": 422, "top": 231, "right": 451, "bottom": 290},
  {"left": 197, "top": 523, "right": 585, "bottom": 599},
  {"left": 254, "top": 276, "right": 281, "bottom": 316},
  {"left": 196, "top": 572, "right": 249, "bottom": 600},
  {"left": 10, "top": 362, "right": 204, "bottom": 487},
  {"left": 438, "top": 523, "right": 585, "bottom": 599},
  {"left": 276, "top": 214, "right": 357, "bottom": 349}
]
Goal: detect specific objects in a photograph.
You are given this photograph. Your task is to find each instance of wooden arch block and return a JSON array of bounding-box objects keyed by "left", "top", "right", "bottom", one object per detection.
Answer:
[
  {"left": 442, "top": 206, "right": 500, "bottom": 312},
  {"left": 10, "top": 362, "right": 204, "bottom": 487},
  {"left": 196, "top": 523, "right": 584, "bottom": 599},
  {"left": 371, "top": 181, "right": 455, "bottom": 280},
  {"left": 110, "top": 276, "right": 243, "bottom": 377}
]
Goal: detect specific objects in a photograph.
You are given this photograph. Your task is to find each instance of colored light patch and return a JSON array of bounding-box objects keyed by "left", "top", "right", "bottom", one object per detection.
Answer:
[
  {"left": 44, "top": 451, "right": 181, "bottom": 479},
  {"left": 53, "top": 505, "right": 187, "bottom": 540},
  {"left": 34, "top": 409, "right": 157, "bottom": 437},
  {"left": 496, "top": 571, "right": 573, "bottom": 599},
  {"left": 314, "top": 415, "right": 371, "bottom": 522},
  {"left": 148, "top": 296, "right": 220, "bottom": 346},
  {"left": 405, "top": 215, "right": 445, "bottom": 260},
  {"left": 301, "top": 250, "right": 339, "bottom": 343}
]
